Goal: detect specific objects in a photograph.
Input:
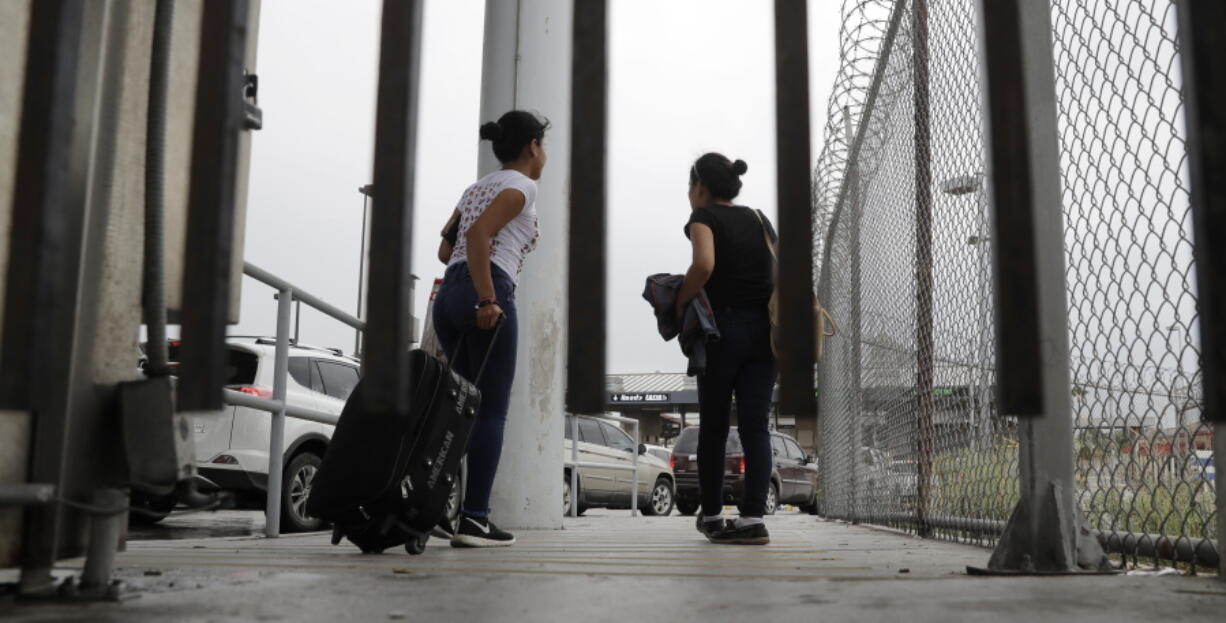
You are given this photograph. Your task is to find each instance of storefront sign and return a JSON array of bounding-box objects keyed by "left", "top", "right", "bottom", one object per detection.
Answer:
[{"left": 610, "top": 392, "right": 669, "bottom": 403}]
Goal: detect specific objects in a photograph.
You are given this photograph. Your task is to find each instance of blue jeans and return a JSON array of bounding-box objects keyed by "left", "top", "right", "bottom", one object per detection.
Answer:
[
  {"left": 697, "top": 308, "right": 777, "bottom": 518},
  {"left": 432, "top": 262, "right": 519, "bottom": 518}
]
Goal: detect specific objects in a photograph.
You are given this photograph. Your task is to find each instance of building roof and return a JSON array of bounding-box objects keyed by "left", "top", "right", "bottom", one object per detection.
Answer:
[{"left": 607, "top": 373, "right": 695, "bottom": 393}]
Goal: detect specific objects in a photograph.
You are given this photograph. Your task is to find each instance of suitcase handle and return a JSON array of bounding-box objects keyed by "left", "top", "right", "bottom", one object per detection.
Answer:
[{"left": 449, "top": 315, "right": 504, "bottom": 387}]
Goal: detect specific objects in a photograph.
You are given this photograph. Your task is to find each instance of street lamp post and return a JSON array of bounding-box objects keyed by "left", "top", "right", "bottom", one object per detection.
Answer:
[
  {"left": 941, "top": 173, "right": 991, "bottom": 444},
  {"left": 356, "top": 184, "right": 373, "bottom": 357}
]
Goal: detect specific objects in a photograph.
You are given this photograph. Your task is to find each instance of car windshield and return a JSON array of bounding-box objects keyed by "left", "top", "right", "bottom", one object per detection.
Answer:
[{"left": 673, "top": 428, "right": 743, "bottom": 454}]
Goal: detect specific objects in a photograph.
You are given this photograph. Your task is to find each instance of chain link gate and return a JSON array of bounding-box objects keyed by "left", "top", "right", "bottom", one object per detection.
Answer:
[{"left": 813, "top": 0, "right": 1217, "bottom": 570}]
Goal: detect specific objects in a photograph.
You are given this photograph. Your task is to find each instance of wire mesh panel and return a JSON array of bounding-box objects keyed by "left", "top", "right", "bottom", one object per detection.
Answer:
[{"left": 813, "top": 0, "right": 1217, "bottom": 570}]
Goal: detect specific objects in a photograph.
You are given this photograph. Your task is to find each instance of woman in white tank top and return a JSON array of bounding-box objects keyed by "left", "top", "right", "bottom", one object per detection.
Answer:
[{"left": 431, "top": 110, "right": 549, "bottom": 548}]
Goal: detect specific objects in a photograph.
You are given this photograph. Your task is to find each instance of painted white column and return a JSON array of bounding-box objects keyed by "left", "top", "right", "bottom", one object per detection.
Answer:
[{"left": 480, "top": 0, "right": 569, "bottom": 530}]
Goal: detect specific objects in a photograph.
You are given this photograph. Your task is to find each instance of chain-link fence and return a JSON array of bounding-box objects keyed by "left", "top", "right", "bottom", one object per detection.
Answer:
[{"left": 813, "top": 0, "right": 1218, "bottom": 571}]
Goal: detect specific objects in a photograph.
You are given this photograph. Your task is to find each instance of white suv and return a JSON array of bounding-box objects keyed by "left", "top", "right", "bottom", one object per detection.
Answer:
[{"left": 174, "top": 338, "right": 359, "bottom": 532}]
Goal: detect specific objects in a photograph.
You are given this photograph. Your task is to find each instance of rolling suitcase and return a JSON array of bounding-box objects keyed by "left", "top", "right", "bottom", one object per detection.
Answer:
[{"left": 306, "top": 324, "right": 500, "bottom": 555}]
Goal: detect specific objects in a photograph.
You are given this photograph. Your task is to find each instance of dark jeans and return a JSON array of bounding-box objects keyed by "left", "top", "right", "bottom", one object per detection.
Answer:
[
  {"left": 432, "top": 262, "right": 519, "bottom": 518},
  {"left": 697, "top": 308, "right": 777, "bottom": 518}
]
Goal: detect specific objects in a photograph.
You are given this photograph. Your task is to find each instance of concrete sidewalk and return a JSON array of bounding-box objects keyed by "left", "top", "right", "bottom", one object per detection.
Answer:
[{"left": 3, "top": 511, "right": 1223, "bottom": 622}]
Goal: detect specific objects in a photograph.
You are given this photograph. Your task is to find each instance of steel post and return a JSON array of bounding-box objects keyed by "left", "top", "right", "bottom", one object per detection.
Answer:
[
  {"left": 774, "top": 0, "right": 817, "bottom": 416},
  {"left": 844, "top": 105, "right": 863, "bottom": 522},
  {"left": 566, "top": 0, "right": 608, "bottom": 415},
  {"left": 264, "top": 287, "right": 292, "bottom": 538},
  {"left": 975, "top": 0, "right": 1108, "bottom": 573},
  {"left": 570, "top": 416, "right": 579, "bottom": 517},
  {"left": 178, "top": 0, "right": 251, "bottom": 412},
  {"left": 631, "top": 420, "right": 639, "bottom": 516},
  {"left": 355, "top": 186, "right": 371, "bottom": 356},
  {"left": 362, "top": 0, "right": 423, "bottom": 413},
  {"left": 1173, "top": 0, "right": 1226, "bottom": 579},
  {"left": 79, "top": 489, "right": 126, "bottom": 592},
  {"left": 5, "top": 0, "right": 114, "bottom": 594},
  {"left": 912, "top": 0, "right": 935, "bottom": 538}
]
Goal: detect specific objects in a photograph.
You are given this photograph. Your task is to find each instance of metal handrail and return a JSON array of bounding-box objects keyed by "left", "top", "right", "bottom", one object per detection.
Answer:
[
  {"left": 567, "top": 415, "right": 641, "bottom": 517},
  {"left": 222, "top": 262, "right": 367, "bottom": 537},
  {"left": 244, "top": 262, "right": 364, "bottom": 330}
]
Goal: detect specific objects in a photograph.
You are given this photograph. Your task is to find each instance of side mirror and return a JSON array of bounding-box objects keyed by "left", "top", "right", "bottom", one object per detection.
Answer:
[{"left": 638, "top": 443, "right": 647, "bottom": 455}]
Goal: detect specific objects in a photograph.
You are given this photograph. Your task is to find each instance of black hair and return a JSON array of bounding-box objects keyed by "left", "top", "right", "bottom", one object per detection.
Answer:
[
  {"left": 479, "top": 110, "right": 550, "bottom": 163},
  {"left": 689, "top": 152, "right": 748, "bottom": 201}
]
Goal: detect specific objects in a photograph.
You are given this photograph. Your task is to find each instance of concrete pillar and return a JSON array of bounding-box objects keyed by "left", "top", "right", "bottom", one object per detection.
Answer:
[{"left": 481, "top": 0, "right": 569, "bottom": 530}]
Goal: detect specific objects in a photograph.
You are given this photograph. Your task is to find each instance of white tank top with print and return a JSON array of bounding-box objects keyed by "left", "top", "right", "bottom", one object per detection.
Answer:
[{"left": 447, "top": 169, "right": 540, "bottom": 284}]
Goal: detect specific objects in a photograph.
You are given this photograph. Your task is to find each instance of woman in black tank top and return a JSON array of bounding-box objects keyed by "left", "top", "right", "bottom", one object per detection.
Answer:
[{"left": 676, "top": 153, "right": 778, "bottom": 545}]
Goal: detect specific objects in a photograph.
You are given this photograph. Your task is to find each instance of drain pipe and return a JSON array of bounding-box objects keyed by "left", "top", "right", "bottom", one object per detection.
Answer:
[{"left": 142, "top": 0, "right": 173, "bottom": 376}]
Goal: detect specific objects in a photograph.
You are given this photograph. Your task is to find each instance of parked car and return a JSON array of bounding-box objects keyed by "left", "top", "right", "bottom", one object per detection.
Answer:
[
  {"left": 135, "top": 338, "right": 362, "bottom": 532},
  {"left": 670, "top": 427, "right": 819, "bottom": 516},
  {"left": 563, "top": 415, "right": 675, "bottom": 516},
  {"left": 643, "top": 444, "right": 674, "bottom": 464}
]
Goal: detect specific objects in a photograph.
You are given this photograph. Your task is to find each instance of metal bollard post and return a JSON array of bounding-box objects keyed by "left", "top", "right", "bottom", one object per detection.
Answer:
[
  {"left": 570, "top": 416, "right": 580, "bottom": 517},
  {"left": 265, "top": 287, "right": 293, "bottom": 537},
  {"left": 80, "top": 489, "right": 127, "bottom": 592},
  {"left": 973, "top": 0, "right": 1108, "bottom": 573},
  {"left": 631, "top": 420, "right": 639, "bottom": 517}
]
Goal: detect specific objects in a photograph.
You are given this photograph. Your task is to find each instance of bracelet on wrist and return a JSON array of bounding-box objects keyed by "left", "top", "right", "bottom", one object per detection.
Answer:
[{"left": 476, "top": 298, "right": 498, "bottom": 309}]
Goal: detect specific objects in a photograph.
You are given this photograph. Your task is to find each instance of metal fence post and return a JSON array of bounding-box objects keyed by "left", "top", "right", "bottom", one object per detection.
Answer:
[
  {"left": 973, "top": 0, "right": 1108, "bottom": 574},
  {"left": 362, "top": 0, "right": 423, "bottom": 414},
  {"left": 567, "top": 0, "right": 608, "bottom": 415},
  {"left": 264, "top": 287, "right": 292, "bottom": 538},
  {"left": 912, "top": 0, "right": 936, "bottom": 539},
  {"left": 631, "top": 420, "right": 639, "bottom": 517},
  {"left": 570, "top": 416, "right": 579, "bottom": 517},
  {"left": 178, "top": 0, "right": 251, "bottom": 412},
  {"left": 774, "top": 0, "right": 817, "bottom": 416},
  {"left": 844, "top": 106, "right": 862, "bottom": 523},
  {"left": 1173, "top": 0, "right": 1226, "bottom": 578}
]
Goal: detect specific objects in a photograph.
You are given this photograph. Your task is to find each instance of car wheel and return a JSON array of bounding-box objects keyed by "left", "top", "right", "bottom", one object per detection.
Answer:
[
  {"left": 764, "top": 482, "right": 779, "bottom": 516},
  {"left": 281, "top": 452, "right": 324, "bottom": 533},
  {"left": 800, "top": 490, "right": 820, "bottom": 515},
  {"left": 562, "top": 475, "right": 574, "bottom": 516},
  {"left": 675, "top": 499, "right": 698, "bottom": 516},
  {"left": 129, "top": 492, "right": 175, "bottom": 525},
  {"left": 562, "top": 474, "right": 587, "bottom": 516},
  {"left": 641, "top": 478, "right": 675, "bottom": 516}
]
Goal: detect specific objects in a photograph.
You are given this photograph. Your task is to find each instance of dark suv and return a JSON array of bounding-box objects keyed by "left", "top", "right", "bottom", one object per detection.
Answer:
[{"left": 671, "top": 427, "right": 819, "bottom": 516}]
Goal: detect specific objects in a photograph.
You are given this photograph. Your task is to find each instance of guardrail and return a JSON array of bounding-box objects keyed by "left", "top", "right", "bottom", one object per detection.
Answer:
[
  {"left": 230, "top": 261, "right": 364, "bottom": 537},
  {"left": 566, "top": 414, "right": 641, "bottom": 517}
]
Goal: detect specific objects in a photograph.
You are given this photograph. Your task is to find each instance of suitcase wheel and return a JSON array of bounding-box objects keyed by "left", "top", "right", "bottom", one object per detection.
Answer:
[{"left": 405, "top": 536, "right": 427, "bottom": 556}]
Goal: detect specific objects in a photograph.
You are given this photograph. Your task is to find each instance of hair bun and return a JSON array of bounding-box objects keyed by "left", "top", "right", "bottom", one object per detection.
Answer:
[
  {"left": 479, "top": 121, "right": 503, "bottom": 141},
  {"left": 731, "top": 159, "right": 748, "bottom": 176}
]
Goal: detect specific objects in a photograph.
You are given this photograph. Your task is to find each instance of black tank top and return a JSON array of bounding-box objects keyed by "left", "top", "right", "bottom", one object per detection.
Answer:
[{"left": 684, "top": 205, "right": 775, "bottom": 310}]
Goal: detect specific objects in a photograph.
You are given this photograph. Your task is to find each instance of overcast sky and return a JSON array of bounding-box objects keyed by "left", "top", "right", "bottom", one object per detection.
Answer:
[{"left": 236, "top": 0, "right": 842, "bottom": 374}]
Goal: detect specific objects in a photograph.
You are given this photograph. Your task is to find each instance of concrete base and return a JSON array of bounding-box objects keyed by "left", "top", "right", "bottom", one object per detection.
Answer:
[{"left": 2, "top": 511, "right": 1222, "bottom": 621}]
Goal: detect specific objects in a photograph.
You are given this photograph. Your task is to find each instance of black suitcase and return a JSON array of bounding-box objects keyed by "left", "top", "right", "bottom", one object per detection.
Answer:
[{"left": 306, "top": 326, "right": 499, "bottom": 555}]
